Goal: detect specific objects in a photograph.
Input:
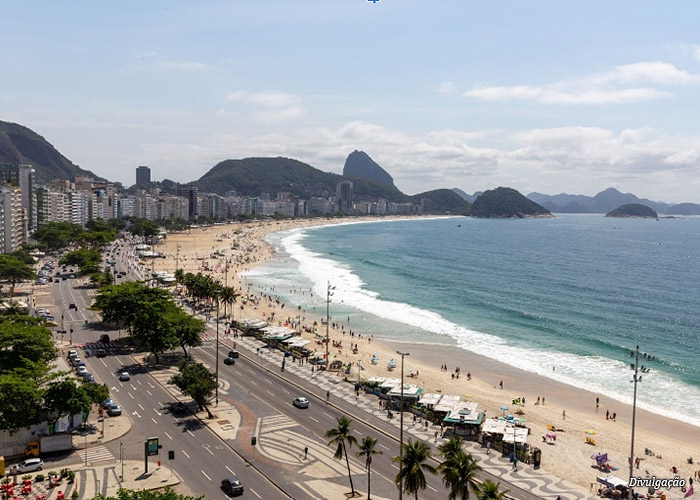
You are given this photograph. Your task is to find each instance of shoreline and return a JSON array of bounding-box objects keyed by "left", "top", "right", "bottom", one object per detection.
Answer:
[{"left": 153, "top": 217, "right": 700, "bottom": 495}]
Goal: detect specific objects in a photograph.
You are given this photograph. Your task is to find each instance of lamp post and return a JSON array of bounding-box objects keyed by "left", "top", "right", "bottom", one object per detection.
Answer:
[
  {"left": 325, "top": 282, "right": 335, "bottom": 370},
  {"left": 629, "top": 345, "right": 642, "bottom": 499},
  {"left": 215, "top": 291, "right": 221, "bottom": 406},
  {"left": 396, "top": 350, "right": 410, "bottom": 500}
]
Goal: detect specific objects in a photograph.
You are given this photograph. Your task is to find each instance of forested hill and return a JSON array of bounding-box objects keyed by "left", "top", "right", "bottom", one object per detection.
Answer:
[
  {"left": 0, "top": 120, "right": 100, "bottom": 183},
  {"left": 605, "top": 203, "right": 658, "bottom": 218},
  {"left": 471, "top": 187, "right": 551, "bottom": 218}
]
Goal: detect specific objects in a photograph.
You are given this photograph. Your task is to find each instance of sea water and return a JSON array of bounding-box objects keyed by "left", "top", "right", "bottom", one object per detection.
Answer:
[{"left": 243, "top": 215, "right": 700, "bottom": 424}]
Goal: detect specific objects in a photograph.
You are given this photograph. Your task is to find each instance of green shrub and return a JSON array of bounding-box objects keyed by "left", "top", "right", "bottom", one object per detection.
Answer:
[{"left": 34, "top": 474, "right": 45, "bottom": 482}]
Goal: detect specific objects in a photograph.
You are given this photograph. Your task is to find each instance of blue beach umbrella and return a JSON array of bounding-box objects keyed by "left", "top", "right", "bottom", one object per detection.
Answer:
[{"left": 500, "top": 405, "right": 509, "bottom": 416}]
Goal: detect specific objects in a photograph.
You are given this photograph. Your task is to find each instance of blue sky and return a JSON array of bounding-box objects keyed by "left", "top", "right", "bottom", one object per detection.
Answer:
[{"left": 3, "top": 1, "right": 700, "bottom": 202}]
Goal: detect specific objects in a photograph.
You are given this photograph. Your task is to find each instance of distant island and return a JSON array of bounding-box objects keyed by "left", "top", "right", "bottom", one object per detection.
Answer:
[
  {"left": 605, "top": 203, "right": 658, "bottom": 218},
  {"left": 470, "top": 187, "right": 552, "bottom": 218}
]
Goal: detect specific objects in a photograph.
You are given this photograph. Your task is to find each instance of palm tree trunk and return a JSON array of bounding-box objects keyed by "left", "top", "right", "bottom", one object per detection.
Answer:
[
  {"left": 367, "top": 465, "right": 371, "bottom": 499},
  {"left": 343, "top": 443, "right": 355, "bottom": 495}
]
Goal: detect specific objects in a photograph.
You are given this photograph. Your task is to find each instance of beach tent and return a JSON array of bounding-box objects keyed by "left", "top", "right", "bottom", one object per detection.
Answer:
[
  {"left": 366, "top": 376, "right": 386, "bottom": 386},
  {"left": 387, "top": 384, "right": 423, "bottom": 399},
  {"left": 597, "top": 476, "right": 628, "bottom": 488},
  {"left": 433, "top": 395, "right": 462, "bottom": 414},
  {"left": 378, "top": 378, "right": 401, "bottom": 391},
  {"left": 418, "top": 393, "right": 443, "bottom": 409},
  {"left": 481, "top": 418, "right": 507, "bottom": 435},
  {"left": 443, "top": 401, "right": 484, "bottom": 437},
  {"left": 501, "top": 426, "right": 529, "bottom": 444}
]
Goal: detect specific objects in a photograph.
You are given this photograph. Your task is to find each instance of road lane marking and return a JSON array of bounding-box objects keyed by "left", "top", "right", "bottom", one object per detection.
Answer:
[
  {"left": 187, "top": 430, "right": 195, "bottom": 438},
  {"left": 309, "top": 417, "right": 319, "bottom": 423},
  {"left": 136, "top": 380, "right": 142, "bottom": 386},
  {"left": 201, "top": 470, "right": 211, "bottom": 481},
  {"left": 165, "top": 432, "right": 172, "bottom": 440},
  {"left": 151, "top": 417, "right": 157, "bottom": 424},
  {"left": 281, "top": 388, "right": 290, "bottom": 394},
  {"left": 146, "top": 390, "right": 152, "bottom": 396},
  {"left": 182, "top": 450, "right": 190, "bottom": 459},
  {"left": 379, "top": 443, "right": 390, "bottom": 451},
  {"left": 148, "top": 382, "right": 155, "bottom": 388},
  {"left": 323, "top": 412, "right": 333, "bottom": 419},
  {"left": 427, "top": 485, "right": 437, "bottom": 492},
  {"left": 204, "top": 446, "right": 213, "bottom": 455},
  {"left": 226, "top": 466, "right": 234, "bottom": 475},
  {"left": 262, "top": 378, "right": 271, "bottom": 384},
  {"left": 138, "top": 403, "right": 144, "bottom": 410},
  {"left": 250, "top": 380, "right": 257, "bottom": 386},
  {"left": 266, "top": 390, "right": 274, "bottom": 397},
  {"left": 391, "top": 463, "right": 399, "bottom": 470},
  {"left": 153, "top": 408, "right": 161, "bottom": 416},
  {"left": 130, "top": 384, "right": 137, "bottom": 390},
  {"left": 247, "top": 369, "right": 255, "bottom": 375},
  {"left": 249, "top": 488, "right": 261, "bottom": 499},
  {"left": 353, "top": 429, "right": 362, "bottom": 435},
  {"left": 129, "top": 392, "right": 134, "bottom": 399},
  {"left": 100, "top": 359, "right": 107, "bottom": 367}
]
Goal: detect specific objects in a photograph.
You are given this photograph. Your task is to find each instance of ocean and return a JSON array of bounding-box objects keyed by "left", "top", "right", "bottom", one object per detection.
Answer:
[{"left": 243, "top": 215, "right": 700, "bottom": 424}]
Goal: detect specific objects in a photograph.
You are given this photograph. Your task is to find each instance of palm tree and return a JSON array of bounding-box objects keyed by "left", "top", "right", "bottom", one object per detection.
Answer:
[
  {"left": 392, "top": 439, "right": 438, "bottom": 500},
  {"left": 473, "top": 479, "right": 509, "bottom": 500},
  {"left": 439, "top": 449, "right": 481, "bottom": 500},
  {"left": 438, "top": 435, "right": 464, "bottom": 462},
  {"left": 356, "top": 436, "right": 382, "bottom": 499},
  {"left": 220, "top": 286, "right": 239, "bottom": 320},
  {"left": 325, "top": 416, "right": 359, "bottom": 496}
]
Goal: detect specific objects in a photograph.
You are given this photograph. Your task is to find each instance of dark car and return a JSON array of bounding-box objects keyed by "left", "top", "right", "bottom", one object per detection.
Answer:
[
  {"left": 169, "top": 402, "right": 187, "bottom": 415},
  {"left": 95, "top": 349, "right": 107, "bottom": 358},
  {"left": 221, "top": 477, "right": 244, "bottom": 496},
  {"left": 68, "top": 303, "right": 77, "bottom": 310},
  {"left": 227, "top": 350, "right": 239, "bottom": 359},
  {"left": 99, "top": 334, "right": 110, "bottom": 343},
  {"left": 223, "top": 357, "right": 235, "bottom": 365}
]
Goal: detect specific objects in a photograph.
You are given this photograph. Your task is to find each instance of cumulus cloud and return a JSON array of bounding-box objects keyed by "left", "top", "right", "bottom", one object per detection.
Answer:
[
  {"left": 464, "top": 61, "right": 700, "bottom": 104},
  {"left": 225, "top": 90, "right": 304, "bottom": 122}
]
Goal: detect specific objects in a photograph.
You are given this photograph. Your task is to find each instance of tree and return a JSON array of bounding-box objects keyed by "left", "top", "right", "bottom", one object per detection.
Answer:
[
  {"left": 472, "top": 480, "right": 509, "bottom": 500},
  {"left": 0, "top": 322, "right": 56, "bottom": 373},
  {"left": 166, "top": 307, "right": 205, "bottom": 357},
  {"left": 219, "top": 286, "right": 239, "bottom": 320},
  {"left": 31, "top": 222, "right": 84, "bottom": 251},
  {"left": 169, "top": 360, "right": 216, "bottom": 418},
  {"left": 90, "top": 486, "right": 204, "bottom": 500},
  {"left": 393, "top": 439, "right": 438, "bottom": 500},
  {"left": 43, "top": 379, "right": 92, "bottom": 426},
  {"left": 439, "top": 449, "right": 481, "bottom": 500},
  {"left": 82, "top": 382, "right": 110, "bottom": 407},
  {"left": 60, "top": 248, "right": 102, "bottom": 275},
  {"left": 356, "top": 436, "right": 382, "bottom": 499},
  {"left": 0, "top": 254, "right": 35, "bottom": 295},
  {"left": 131, "top": 297, "right": 179, "bottom": 364},
  {"left": 325, "top": 416, "right": 359, "bottom": 496},
  {"left": 0, "top": 373, "right": 42, "bottom": 432}
]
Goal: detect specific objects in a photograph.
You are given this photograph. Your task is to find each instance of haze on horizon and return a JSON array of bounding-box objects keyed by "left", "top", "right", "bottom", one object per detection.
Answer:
[{"left": 2, "top": 1, "right": 700, "bottom": 203}]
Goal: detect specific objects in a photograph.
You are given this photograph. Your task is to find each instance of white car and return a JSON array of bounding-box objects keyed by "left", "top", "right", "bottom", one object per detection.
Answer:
[
  {"left": 76, "top": 366, "right": 88, "bottom": 376},
  {"left": 119, "top": 372, "right": 130, "bottom": 381},
  {"left": 292, "top": 397, "right": 309, "bottom": 409},
  {"left": 14, "top": 458, "right": 43, "bottom": 473}
]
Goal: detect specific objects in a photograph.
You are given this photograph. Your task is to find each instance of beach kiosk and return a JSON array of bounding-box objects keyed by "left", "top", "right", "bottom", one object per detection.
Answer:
[
  {"left": 387, "top": 383, "right": 423, "bottom": 411},
  {"left": 443, "top": 401, "right": 485, "bottom": 438}
]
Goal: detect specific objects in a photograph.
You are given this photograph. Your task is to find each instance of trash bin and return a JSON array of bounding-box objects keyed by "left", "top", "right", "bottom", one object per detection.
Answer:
[{"left": 533, "top": 447, "right": 542, "bottom": 468}]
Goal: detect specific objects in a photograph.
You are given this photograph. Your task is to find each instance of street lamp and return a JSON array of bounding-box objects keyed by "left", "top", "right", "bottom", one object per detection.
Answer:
[
  {"left": 215, "top": 290, "right": 221, "bottom": 406},
  {"left": 325, "top": 282, "right": 335, "bottom": 370},
  {"left": 629, "top": 345, "right": 642, "bottom": 499},
  {"left": 396, "top": 350, "right": 410, "bottom": 500}
]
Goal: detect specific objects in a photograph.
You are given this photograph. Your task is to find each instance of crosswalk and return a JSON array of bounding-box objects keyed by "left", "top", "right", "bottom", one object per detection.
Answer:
[{"left": 79, "top": 445, "right": 115, "bottom": 464}]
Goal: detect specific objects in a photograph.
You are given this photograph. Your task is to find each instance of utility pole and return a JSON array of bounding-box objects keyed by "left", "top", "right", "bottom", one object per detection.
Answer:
[
  {"left": 215, "top": 291, "right": 221, "bottom": 406},
  {"left": 396, "top": 350, "right": 410, "bottom": 500},
  {"left": 629, "top": 345, "right": 642, "bottom": 499}
]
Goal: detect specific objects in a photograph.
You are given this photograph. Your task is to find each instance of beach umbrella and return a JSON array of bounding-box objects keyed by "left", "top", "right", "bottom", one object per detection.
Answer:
[
  {"left": 585, "top": 429, "right": 596, "bottom": 435},
  {"left": 515, "top": 418, "right": 525, "bottom": 424},
  {"left": 546, "top": 432, "right": 556, "bottom": 439},
  {"left": 500, "top": 405, "right": 509, "bottom": 415}
]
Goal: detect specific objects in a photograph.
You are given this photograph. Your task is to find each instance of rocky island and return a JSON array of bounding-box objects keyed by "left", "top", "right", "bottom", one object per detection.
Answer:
[
  {"left": 470, "top": 187, "right": 552, "bottom": 218},
  {"left": 605, "top": 203, "right": 658, "bottom": 218}
]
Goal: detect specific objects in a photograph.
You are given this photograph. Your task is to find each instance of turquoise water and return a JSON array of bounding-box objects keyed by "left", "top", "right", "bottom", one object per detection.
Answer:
[{"left": 244, "top": 215, "right": 700, "bottom": 423}]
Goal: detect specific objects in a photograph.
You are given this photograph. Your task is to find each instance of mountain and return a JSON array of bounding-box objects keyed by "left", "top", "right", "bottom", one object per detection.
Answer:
[
  {"left": 452, "top": 188, "right": 482, "bottom": 203},
  {"left": 528, "top": 188, "right": 671, "bottom": 214},
  {"left": 0, "top": 120, "right": 100, "bottom": 183},
  {"left": 666, "top": 203, "right": 700, "bottom": 215},
  {"left": 343, "top": 151, "right": 395, "bottom": 189},
  {"left": 471, "top": 187, "right": 551, "bottom": 218},
  {"left": 606, "top": 203, "right": 658, "bottom": 218},
  {"left": 409, "top": 189, "right": 470, "bottom": 214}
]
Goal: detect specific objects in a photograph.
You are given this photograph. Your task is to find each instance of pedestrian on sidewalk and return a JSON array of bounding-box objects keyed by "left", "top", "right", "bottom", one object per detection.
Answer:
[
  {"left": 486, "top": 441, "right": 491, "bottom": 454},
  {"left": 434, "top": 430, "right": 439, "bottom": 443},
  {"left": 326, "top": 390, "right": 330, "bottom": 402},
  {"left": 512, "top": 457, "right": 518, "bottom": 471}
]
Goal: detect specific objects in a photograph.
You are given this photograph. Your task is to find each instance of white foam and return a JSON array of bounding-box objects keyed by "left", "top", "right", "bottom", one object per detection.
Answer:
[{"left": 248, "top": 226, "right": 700, "bottom": 426}]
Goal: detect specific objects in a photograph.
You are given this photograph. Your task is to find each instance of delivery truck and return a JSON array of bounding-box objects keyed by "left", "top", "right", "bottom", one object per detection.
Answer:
[{"left": 25, "top": 434, "right": 73, "bottom": 457}]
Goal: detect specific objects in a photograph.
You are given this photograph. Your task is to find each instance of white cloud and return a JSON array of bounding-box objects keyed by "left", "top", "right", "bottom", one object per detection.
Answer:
[
  {"left": 464, "top": 61, "right": 699, "bottom": 104},
  {"left": 225, "top": 90, "right": 304, "bottom": 122}
]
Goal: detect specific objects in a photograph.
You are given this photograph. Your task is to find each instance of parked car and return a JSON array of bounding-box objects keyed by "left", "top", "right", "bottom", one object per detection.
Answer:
[
  {"left": 14, "top": 458, "right": 43, "bottom": 473},
  {"left": 83, "top": 373, "right": 95, "bottom": 382},
  {"left": 70, "top": 356, "right": 82, "bottom": 366},
  {"left": 107, "top": 404, "right": 122, "bottom": 416},
  {"left": 292, "top": 397, "right": 309, "bottom": 409},
  {"left": 119, "top": 371, "right": 130, "bottom": 381},
  {"left": 221, "top": 477, "right": 244, "bottom": 496},
  {"left": 76, "top": 366, "right": 88, "bottom": 376},
  {"left": 223, "top": 356, "right": 235, "bottom": 365},
  {"left": 67, "top": 349, "right": 77, "bottom": 358},
  {"left": 103, "top": 398, "right": 115, "bottom": 409}
]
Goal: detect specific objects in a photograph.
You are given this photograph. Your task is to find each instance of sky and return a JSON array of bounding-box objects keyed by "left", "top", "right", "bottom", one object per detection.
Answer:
[{"left": 2, "top": 1, "right": 700, "bottom": 202}]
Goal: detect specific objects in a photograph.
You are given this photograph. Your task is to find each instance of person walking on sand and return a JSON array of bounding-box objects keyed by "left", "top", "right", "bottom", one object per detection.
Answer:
[
  {"left": 596, "top": 396, "right": 599, "bottom": 409},
  {"left": 499, "top": 380, "right": 503, "bottom": 389},
  {"left": 304, "top": 446, "right": 308, "bottom": 459},
  {"left": 606, "top": 409, "right": 609, "bottom": 420},
  {"left": 562, "top": 410, "right": 566, "bottom": 420}
]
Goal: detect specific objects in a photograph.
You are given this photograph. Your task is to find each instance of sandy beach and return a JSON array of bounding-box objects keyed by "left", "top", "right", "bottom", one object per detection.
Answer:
[{"left": 152, "top": 218, "right": 700, "bottom": 497}]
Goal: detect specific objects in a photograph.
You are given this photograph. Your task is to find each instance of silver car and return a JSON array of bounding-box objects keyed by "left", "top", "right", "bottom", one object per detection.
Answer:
[{"left": 15, "top": 458, "right": 44, "bottom": 473}]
